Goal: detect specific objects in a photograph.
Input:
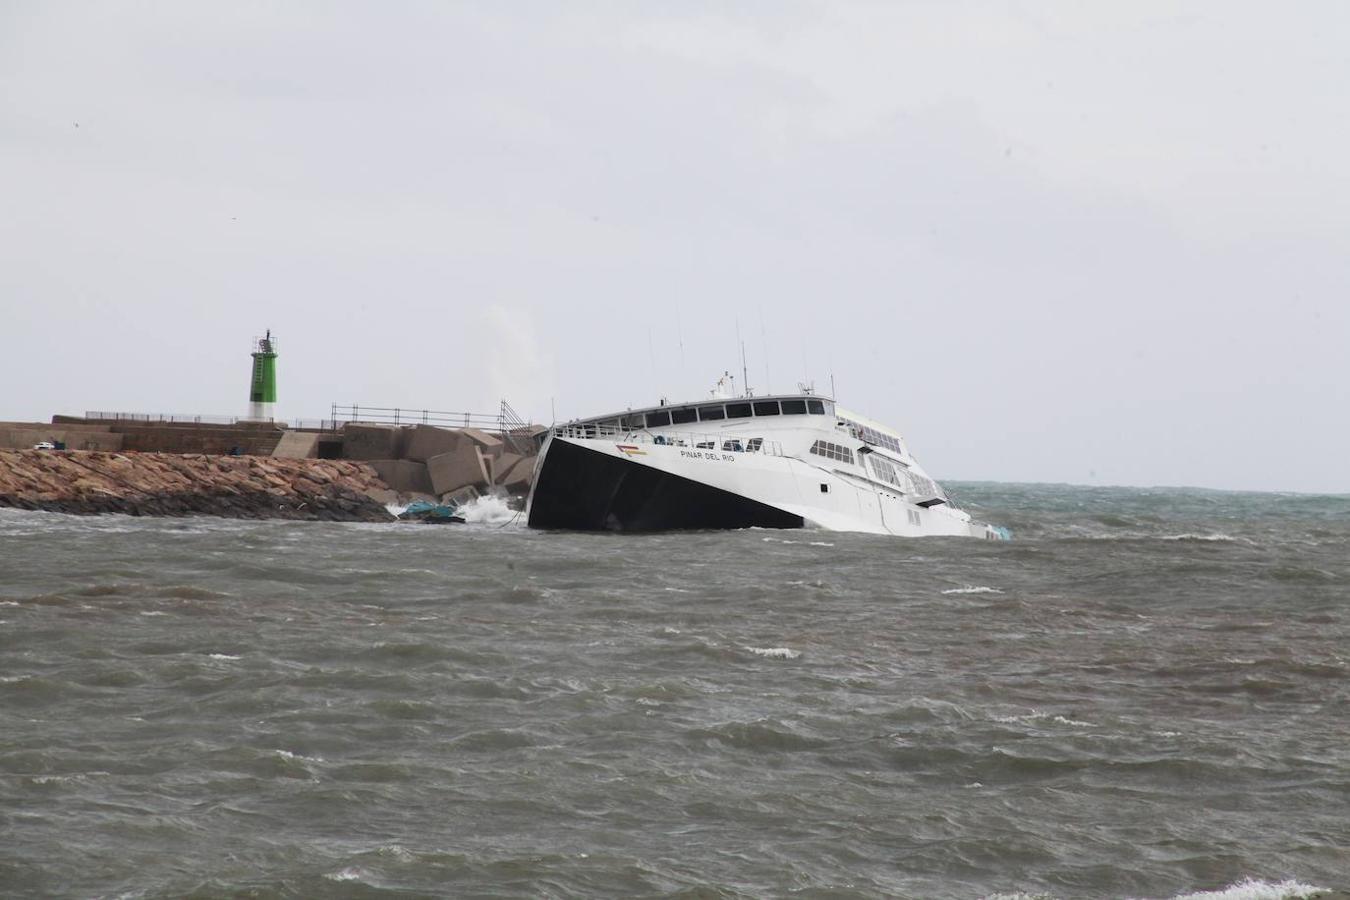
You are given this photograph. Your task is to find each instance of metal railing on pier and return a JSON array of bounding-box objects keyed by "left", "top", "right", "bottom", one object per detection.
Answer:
[
  {"left": 84, "top": 403, "right": 545, "bottom": 450},
  {"left": 328, "top": 404, "right": 504, "bottom": 430},
  {"left": 84, "top": 411, "right": 275, "bottom": 426},
  {"left": 328, "top": 402, "right": 542, "bottom": 453}
]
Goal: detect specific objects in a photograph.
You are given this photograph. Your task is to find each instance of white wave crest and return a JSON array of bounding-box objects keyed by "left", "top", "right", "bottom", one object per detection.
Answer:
[
  {"left": 459, "top": 494, "right": 519, "bottom": 525},
  {"left": 1051, "top": 715, "right": 1094, "bottom": 727},
  {"left": 324, "top": 867, "right": 368, "bottom": 883},
  {"left": 1160, "top": 533, "right": 1240, "bottom": 542},
  {"left": 943, "top": 586, "right": 1004, "bottom": 595},
  {"left": 993, "top": 709, "right": 1093, "bottom": 727},
  {"left": 207, "top": 653, "right": 241, "bottom": 661},
  {"left": 745, "top": 646, "right": 800, "bottom": 659},
  {"left": 1152, "top": 877, "right": 1328, "bottom": 900},
  {"left": 274, "top": 749, "right": 323, "bottom": 763}
]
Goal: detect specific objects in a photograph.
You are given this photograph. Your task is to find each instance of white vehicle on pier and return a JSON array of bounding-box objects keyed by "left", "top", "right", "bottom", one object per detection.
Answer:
[{"left": 526, "top": 379, "right": 1007, "bottom": 538}]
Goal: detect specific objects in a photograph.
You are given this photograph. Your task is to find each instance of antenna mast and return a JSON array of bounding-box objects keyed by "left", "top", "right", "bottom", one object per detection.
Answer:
[
  {"left": 740, "top": 341, "right": 750, "bottom": 398},
  {"left": 735, "top": 318, "right": 751, "bottom": 397}
]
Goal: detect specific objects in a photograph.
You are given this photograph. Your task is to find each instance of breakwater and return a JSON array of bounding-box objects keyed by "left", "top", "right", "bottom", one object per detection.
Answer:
[{"left": 0, "top": 449, "right": 394, "bottom": 522}]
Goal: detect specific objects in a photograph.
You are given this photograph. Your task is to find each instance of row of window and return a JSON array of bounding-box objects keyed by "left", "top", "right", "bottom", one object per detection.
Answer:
[
  {"left": 809, "top": 440, "right": 854, "bottom": 464},
  {"left": 841, "top": 418, "right": 904, "bottom": 455},
  {"left": 870, "top": 456, "right": 907, "bottom": 489},
  {"left": 683, "top": 437, "right": 765, "bottom": 452},
  {"left": 614, "top": 397, "right": 828, "bottom": 430}
]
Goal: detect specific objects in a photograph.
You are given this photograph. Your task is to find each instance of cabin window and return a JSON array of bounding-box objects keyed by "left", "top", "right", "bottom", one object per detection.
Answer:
[
  {"left": 698, "top": 405, "right": 726, "bottom": 421},
  {"left": 809, "top": 440, "right": 854, "bottom": 464},
  {"left": 645, "top": 410, "right": 671, "bottom": 428},
  {"left": 820, "top": 483, "right": 829, "bottom": 493},
  {"left": 753, "top": 401, "right": 780, "bottom": 417},
  {"left": 721, "top": 440, "right": 743, "bottom": 452},
  {"left": 696, "top": 441, "right": 714, "bottom": 449},
  {"left": 871, "top": 457, "right": 904, "bottom": 488},
  {"left": 779, "top": 399, "right": 807, "bottom": 415},
  {"left": 621, "top": 415, "right": 645, "bottom": 429},
  {"left": 807, "top": 399, "right": 825, "bottom": 415},
  {"left": 746, "top": 438, "right": 763, "bottom": 452},
  {"left": 724, "top": 402, "right": 752, "bottom": 419},
  {"left": 670, "top": 407, "right": 697, "bottom": 425}
]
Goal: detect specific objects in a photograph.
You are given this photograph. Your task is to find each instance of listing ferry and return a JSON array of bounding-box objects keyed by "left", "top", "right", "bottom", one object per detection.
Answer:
[{"left": 526, "top": 377, "right": 1007, "bottom": 538}]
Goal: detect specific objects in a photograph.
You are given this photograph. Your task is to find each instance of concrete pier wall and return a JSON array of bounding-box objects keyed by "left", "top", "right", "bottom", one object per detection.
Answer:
[{"left": 2, "top": 416, "right": 546, "bottom": 507}]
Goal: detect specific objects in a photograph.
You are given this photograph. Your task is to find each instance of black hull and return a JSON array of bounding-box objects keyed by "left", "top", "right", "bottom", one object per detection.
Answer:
[{"left": 527, "top": 438, "right": 805, "bottom": 532}]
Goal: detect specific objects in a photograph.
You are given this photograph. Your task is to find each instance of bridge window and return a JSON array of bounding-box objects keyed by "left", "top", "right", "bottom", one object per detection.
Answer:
[
  {"left": 698, "top": 405, "right": 725, "bottom": 421},
  {"left": 753, "top": 401, "right": 780, "bottom": 416},
  {"left": 779, "top": 399, "right": 807, "bottom": 415},
  {"left": 645, "top": 410, "right": 671, "bottom": 428},
  {"left": 670, "top": 407, "right": 697, "bottom": 424},
  {"left": 807, "top": 399, "right": 825, "bottom": 415},
  {"left": 725, "top": 402, "right": 752, "bottom": 419}
]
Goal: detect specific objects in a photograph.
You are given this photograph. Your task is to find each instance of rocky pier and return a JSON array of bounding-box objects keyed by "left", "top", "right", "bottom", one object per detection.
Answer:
[{"left": 0, "top": 449, "right": 396, "bottom": 522}]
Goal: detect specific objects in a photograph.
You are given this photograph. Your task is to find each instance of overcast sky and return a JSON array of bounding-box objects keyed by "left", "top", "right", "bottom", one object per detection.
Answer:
[{"left": 3, "top": 2, "right": 1347, "bottom": 492}]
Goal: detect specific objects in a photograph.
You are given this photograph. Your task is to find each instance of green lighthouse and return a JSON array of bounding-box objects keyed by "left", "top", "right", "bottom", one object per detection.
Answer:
[{"left": 248, "top": 330, "right": 278, "bottom": 421}]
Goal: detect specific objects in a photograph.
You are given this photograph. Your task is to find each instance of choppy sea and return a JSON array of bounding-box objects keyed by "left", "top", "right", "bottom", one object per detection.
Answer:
[{"left": 1, "top": 483, "right": 1346, "bottom": 899}]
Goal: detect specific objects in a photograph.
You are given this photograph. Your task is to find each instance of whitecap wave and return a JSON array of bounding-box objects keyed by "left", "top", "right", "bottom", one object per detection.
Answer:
[
  {"left": 993, "top": 709, "right": 1093, "bottom": 727},
  {"left": 745, "top": 646, "right": 800, "bottom": 659},
  {"left": 1051, "top": 715, "right": 1094, "bottom": 727},
  {"left": 324, "top": 867, "right": 367, "bottom": 883},
  {"left": 1150, "top": 877, "right": 1328, "bottom": 900},
  {"left": 459, "top": 494, "right": 520, "bottom": 525},
  {"left": 207, "top": 653, "right": 241, "bottom": 661},
  {"left": 274, "top": 749, "right": 323, "bottom": 763},
  {"left": 942, "top": 586, "right": 1004, "bottom": 595}
]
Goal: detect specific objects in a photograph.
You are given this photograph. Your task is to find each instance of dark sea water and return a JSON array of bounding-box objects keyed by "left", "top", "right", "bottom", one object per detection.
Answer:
[{"left": 1, "top": 483, "right": 1347, "bottom": 900}]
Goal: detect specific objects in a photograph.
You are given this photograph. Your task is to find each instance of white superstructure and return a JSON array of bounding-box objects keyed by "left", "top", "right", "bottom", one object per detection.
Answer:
[{"left": 526, "top": 382, "right": 1006, "bottom": 538}]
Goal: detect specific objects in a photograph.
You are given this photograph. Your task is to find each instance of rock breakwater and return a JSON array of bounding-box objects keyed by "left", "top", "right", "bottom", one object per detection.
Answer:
[{"left": 0, "top": 450, "right": 395, "bottom": 522}]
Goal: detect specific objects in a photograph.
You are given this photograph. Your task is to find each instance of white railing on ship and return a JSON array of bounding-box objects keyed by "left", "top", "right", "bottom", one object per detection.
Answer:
[{"left": 552, "top": 423, "right": 784, "bottom": 457}]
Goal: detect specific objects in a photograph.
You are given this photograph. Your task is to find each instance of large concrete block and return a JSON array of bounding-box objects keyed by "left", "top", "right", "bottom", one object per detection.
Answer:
[
  {"left": 492, "top": 452, "right": 523, "bottom": 484},
  {"left": 272, "top": 431, "right": 320, "bottom": 459},
  {"left": 499, "top": 455, "right": 537, "bottom": 493},
  {"left": 405, "top": 425, "right": 463, "bottom": 462},
  {"left": 343, "top": 424, "right": 408, "bottom": 461},
  {"left": 426, "top": 443, "right": 491, "bottom": 496},
  {"left": 460, "top": 428, "right": 504, "bottom": 459},
  {"left": 368, "top": 459, "right": 434, "bottom": 495}
]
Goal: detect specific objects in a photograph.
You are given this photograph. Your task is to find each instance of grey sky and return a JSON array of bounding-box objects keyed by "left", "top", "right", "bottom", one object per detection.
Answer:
[{"left": 3, "top": 2, "right": 1347, "bottom": 492}]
